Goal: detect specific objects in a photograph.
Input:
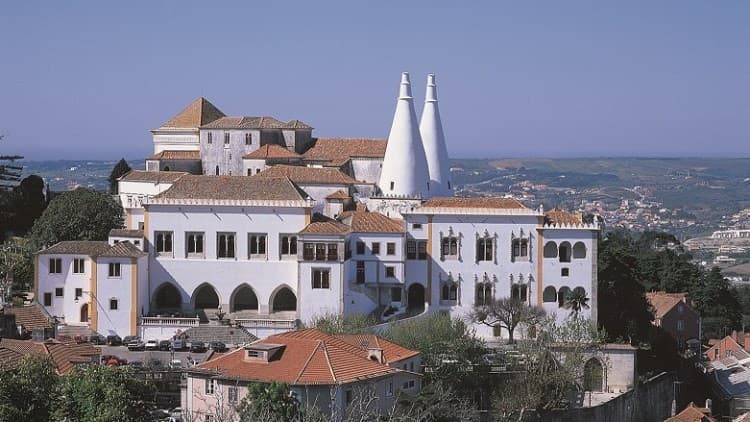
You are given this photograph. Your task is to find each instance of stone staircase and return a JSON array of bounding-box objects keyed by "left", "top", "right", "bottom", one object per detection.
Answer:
[{"left": 180, "top": 324, "right": 258, "bottom": 346}]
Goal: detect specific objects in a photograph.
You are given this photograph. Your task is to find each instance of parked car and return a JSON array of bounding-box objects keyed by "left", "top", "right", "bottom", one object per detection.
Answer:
[
  {"left": 127, "top": 361, "right": 144, "bottom": 369},
  {"left": 209, "top": 341, "right": 227, "bottom": 353},
  {"left": 89, "top": 335, "right": 106, "bottom": 345},
  {"left": 123, "top": 335, "right": 139, "bottom": 345},
  {"left": 106, "top": 335, "right": 122, "bottom": 346},
  {"left": 145, "top": 339, "right": 159, "bottom": 351},
  {"left": 189, "top": 341, "right": 207, "bottom": 353},
  {"left": 172, "top": 339, "right": 186, "bottom": 351},
  {"left": 159, "top": 340, "right": 172, "bottom": 351},
  {"left": 127, "top": 339, "right": 145, "bottom": 351}
]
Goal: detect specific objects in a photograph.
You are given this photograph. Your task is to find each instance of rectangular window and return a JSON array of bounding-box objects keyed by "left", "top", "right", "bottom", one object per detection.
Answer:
[
  {"left": 356, "top": 241, "right": 365, "bottom": 255},
  {"left": 512, "top": 238, "right": 529, "bottom": 261},
  {"left": 110, "top": 298, "right": 118, "bottom": 310},
  {"left": 391, "top": 287, "right": 402, "bottom": 302},
  {"left": 417, "top": 240, "right": 427, "bottom": 260},
  {"left": 561, "top": 268, "right": 569, "bottom": 277},
  {"left": 385, "top": 266, "right": 395, "bottom": 278},
  {"left": 75, "top": 288, "right": 83, "bottom": 299},
  {"left": 412, "top": 223, "right": 423, "bottom": 230},
  {"left": 385, "top": 382, "right": 393, "bottom": 397},
  {"left": 356, "top": 261, "right": 365, "bottom": 284},
  {"left": 371, "top": 242, "right": 380, "bottom": 255},
  {"left": 217, "top": 233, "right": 236, "bottom": 258},
  {"left": 207, "top": 132, "right": 213, "bottom": 144},
  {"left": 73, "top": 258, "right": 85, "bottom": 274},
  {"left": 245, "top": 133, "right": 252, "bottom": 145},
  {"left": 55, "top": 287, "right": 63, "bottom": 297},
  {"left": 441, "top": 236, "right": 459, "bottom": 259},
  {"left": 43, "top": 292, "right": 52, "bottom": 306},
  {"left": 248, "top": 234, "right": 268, "bottom": 259},
  {"left": 402, "top": 380, "right": 416, "bottom": 390},
  {"left": 345, "top": 389, "right": 353, "bottom": 405},
  {"left": 205, "top": 378, "right": 215, "bottom": 395},
  {"left": 224, "top": 132, "right": 230, "bottom": 145},
  {"left": 228, "top": 386, "right": 238, "bottom": 404},
  {"left": 205, "top": 416, "right": 215, "bottom": 422},
  {"left": 327, "top": 244, "right": 338, "bottom": 261},
  {"left": 49, "top": 258, "right": 62, "bottom": 274},
  {"left": 186, "top": 232, "right": 204, "bottom": 258},
  {"left": 315, "top": 243, "right": 327, "bottom": 261},
  {"left": 677, "top": 320, "right": 684, "bottom": 332},
  {"left": 108, "top": 262, "right": 121, "bottom": 278},
  {"left": 477, "top": 238, "right": 493, "bottom": 261},
  {"left": 155, "top": 231, "right": 173, "bottom": 256},
  {"left": 407, "top": 240, "right": 417, "bottom": 259},
  {"left": 387, "top": 242, "right": 396, "bottom": 255},
  {"left": 280, "top": 235, "right": 298, "bottom": 258},
  {"left": 312, "top": 269, "right": 330, "bottom": 289},
  {"left": 303, "top": 243, "right": 315, "bottom": 260}
]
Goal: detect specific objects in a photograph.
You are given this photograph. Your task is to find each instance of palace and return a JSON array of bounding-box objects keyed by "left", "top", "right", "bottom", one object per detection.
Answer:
[{"left": 34, "top": 73, "right": 599, "bottom": 340}]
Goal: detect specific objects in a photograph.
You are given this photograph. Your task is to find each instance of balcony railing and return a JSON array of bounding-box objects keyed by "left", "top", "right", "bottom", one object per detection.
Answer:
[
  {"left": 140, "top": 316, "right": 200, "bottom": 327},
  {"left": 234, "top": 318, "right": 296, "bottom": 329}
]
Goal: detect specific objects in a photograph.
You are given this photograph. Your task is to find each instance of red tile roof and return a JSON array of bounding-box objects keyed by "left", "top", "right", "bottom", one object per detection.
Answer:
[
  {"left": 420, "top": 196, "right": 527, "bottom": 210},
  {"left": 195, "top": 329, "right": 401, "bottom": 385},
  {"left": 3, "top": 305, "right": 53, "bottom": 330},
  {"left": 201, "top": 116, "right": 287, "bottom": 129},
  {"left": 160, "top": 97, "right": 225, "bottom": 128},
  {"left": 119, "top": 170, "right": 188, "bottom": 183},
  {"left": 154, "top": 175, "right": 310, "bottom": 202},
  {"left": 664, "top": 402, "right": 715, "bottom": 422},
  {"left": 300, "top": 214, "right": 351, "bottom": 235},
  {"left": 255, "top": 165, "right": 358, "bottom": 185},
  {"left": 544, "top": 208, "right": 582, "bottom": 225},
  {"left": 338, "top": 211, "right": 405, "bottom": 233},
  {"left": 645, "top": 291, "right": 688, "bottom": 319},
  {"left": 303, "top": 138, "right": 387, "bottom": 167},
  {"left": 243, "top": 144, "right": 302, "bottom": 160},
  {"left": 0, "top": 338, "right": 100, "bottom": 375},
  {"left": 326, "top": 190, "right": 351, "bottom": 200},
  {"left": 335, "top": 334, "right": 420, "bottom": 364},
  {"left": 148, "top": 150, "right": 201, "bottom": 160}
]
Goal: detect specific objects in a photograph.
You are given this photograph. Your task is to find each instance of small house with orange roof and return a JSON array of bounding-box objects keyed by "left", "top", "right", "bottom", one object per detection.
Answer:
[
  {"left": 665, "top": 402, "right": 716, "bottom": 422},
  {"left": 646, "top": 291, "right": 701, "bottom": 350}
]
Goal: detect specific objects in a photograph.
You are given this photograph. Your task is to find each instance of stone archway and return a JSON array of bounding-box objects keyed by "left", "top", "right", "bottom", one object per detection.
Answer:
[
  {"left": 584, "top": 358, "right": 605, "bottom": 392},
  {"left": 231, "top": 284, "right": 259, "bottom": 312},
  {"left": 80, "top": 303, "right": 89, "bottom": 323},
  {"left": 154, "top": 282, "right": 182, "bottom": 310},
  {"left": 271, "top": 287, "right": 296, "bottom": 312},
  {"left": 407, "top": 284, "right": 425, "bottom": 311},
  {"left": 193, "top": 284, "right": 220, "bottom": 309}
]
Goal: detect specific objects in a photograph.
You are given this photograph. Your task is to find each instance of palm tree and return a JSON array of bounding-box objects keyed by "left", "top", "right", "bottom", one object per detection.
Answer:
[{"left": 563, "top": 288, "right": 590, "bottom": 318}]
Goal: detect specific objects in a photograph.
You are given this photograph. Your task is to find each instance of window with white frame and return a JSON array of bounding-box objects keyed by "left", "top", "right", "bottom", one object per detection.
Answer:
[
  {"left": 312, "top": 269, "right": 330, "bottom": 289},
  {"left": 385, "top": 266, "right": 395, "bottom": 278},
  {"left": 217, "top": 233, "right": 236, "bottom": 258},
  {"left": 186, "top": 232, "right": 204, "bottom": 258},
  {"left": 476, "top": 236, "right": 493, "bottom": 262},
  {"left": 108, "top": 262, "right": 121, "bottom": 278},
  {"left": 280, "top": 235, "right": 298, "bottom": 257},
  {"left": 55, "top": 288, "right": 63, "bottom": 297},
  {"left": 371, "top": 242, "right": 380, "bottom": 255},
  {"left": 386, "top": 242, "right": 396, "bottom": 255},
  {"left": 406, "top": 240, "right": 428, "bottom": 260},
  {"left": 73, "top": 258, "right": 85, "bottom": 274},
  {"left": 248, "top": 233, "right": 267, "bottom": 259},
  {"left": 155, "top": 231, "right": 173, "bottom": 256},
  {"left": 205, "top": 378, "right": 215, "bottom": 394},
  {"left": 49, "top": 258, "right": 62, "bottom": 274},
  {"left": 109, "top": 298, "right": 118, "bottom": 310},
  {"left": 441, "top": 282, "right": 458, "bottom": 301}
]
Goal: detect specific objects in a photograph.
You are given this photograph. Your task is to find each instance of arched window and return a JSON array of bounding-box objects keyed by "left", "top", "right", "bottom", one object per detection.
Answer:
[
  {"left": 154, "top": 282, "right": 182, "bottom": 310},
  {"left": 543, "top": 241, "right": 558, "bottom": 258},
  {"left": 543, "top": 286, "right": 557, "bottom": 303},
  {"left": 476, "top": 236, "right": 493, "bottom": 262},
  {"left": 163, "top": 166, "right": 170, "bottom": 172},
  {"left": 584, "top": 358, "right": 604, "bottom": 392},
  {"left": 441, "top": 235, "right": 459, "bottom": 259},
  {"left": 441, "top": 283, "right": 458, "bottom": 301},
  {"left": 215, "top": 165, "right": 220, "bottom": 176},
  {"left": 573, "top": 286, "right": 586, "bottom": 296},
  {"left": 557, "top": 286, "right": 571, "bottom": 308},
  {"left": 573, "top": 242, "right": 587, "bottom": 259},
  {"left": 271, "top": 287, "right": 297, "bottom": 312},
  {"left": 559, "top": 242, "right": 572, "bottom": 263},
  {"left": 193, "top": 284, "right": 220, "bottom": 309},
  {"left": 475, "top": 283, "right": 492, "bottom": 306}
]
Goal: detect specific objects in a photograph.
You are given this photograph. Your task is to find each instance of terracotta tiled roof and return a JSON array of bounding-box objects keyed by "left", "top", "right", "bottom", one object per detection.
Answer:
[
  {"left": 201, "top": 116, "right": 287, "bottom": 129},
  {"left": 300, "top": 214, "right": 351, "bottom": 235},
  {"left": 195, "top": 329, "right": 400, "bottom": 385},
  {"left": 338, "top": 211, "right": 405, "bottom": 233},
  {"left": 109, "top": 229, "right": 144, "bottom": 238},
  {"left": 3, "top": 305, "right": 52, "bottom": 330},
  {"left": 303, "top": 138, "right": 387, "bottom": 167},
  {"left": 645, "top": 291, "right": 688, "bottom": 319},
  {"left": 335, "top": 334, "right": 420, "bottom": 364},
  {"left": 255, "top": 165, "right": 358, "bottom": 185},
  {"left": 544, "top": 208, "right": 582, "bottom": 225},
  {"left": 119, "top": 170, "right": 188, "bottom": 183},
  {"left": 282, "top": 119, "right": 313, "bottom": 129},
  {"left": 243, "top": 144, "right": 302, "bottom": 160},
  {"left": 0, "top": 339, "right": 98, "bottom": 375},
  {"left": 154, "top": 175, "right": 310, "bottom": 202},
  {"left": 148, "top": 150, "right": 201, "bottom": 160},
  {"left": 665, "top": 402, "right": 715, "bottom": 422},
  {"left": 36, "top": 241, "right": 111, "bottom": 257},
  {"left": 420, "top": 196, "right": 527, "bottom": 210},
  {"left": 99, "top": 241, "right": 145, "bottom": 258},
  {"left": 161, "top": 97, "right": 225, "bottom": 128},
  {"left": 326, "top": 190, "right": 350, "bottom": 200}
]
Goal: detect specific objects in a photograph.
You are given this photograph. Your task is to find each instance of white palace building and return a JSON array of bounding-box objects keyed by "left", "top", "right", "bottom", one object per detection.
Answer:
[{"left": 34, "top": 73, "right": 599, "bottom": 341}]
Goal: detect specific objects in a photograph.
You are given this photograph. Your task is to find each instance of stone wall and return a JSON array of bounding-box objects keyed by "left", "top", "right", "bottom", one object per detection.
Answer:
[{"left": 542, "top": 372, "right": 676, "bottom": 422}]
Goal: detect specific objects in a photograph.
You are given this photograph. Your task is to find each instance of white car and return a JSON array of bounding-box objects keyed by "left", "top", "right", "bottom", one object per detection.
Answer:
[{"left": 145, "top": 339, "right": 159, "bottom": 351}]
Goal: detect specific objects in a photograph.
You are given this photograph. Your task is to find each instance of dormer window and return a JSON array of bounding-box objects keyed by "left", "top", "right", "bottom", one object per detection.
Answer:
[{"left": 243, "top": 343, "right": 284, "bottom": 363}]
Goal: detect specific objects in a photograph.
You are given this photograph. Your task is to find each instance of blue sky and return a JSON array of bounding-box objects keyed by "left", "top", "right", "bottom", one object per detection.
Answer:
[{"left": 1, "top": 1, "right": 748, "bottom": 160}]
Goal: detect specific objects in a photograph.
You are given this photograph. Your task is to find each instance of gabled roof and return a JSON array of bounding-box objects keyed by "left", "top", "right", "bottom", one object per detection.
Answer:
[
  {"left": 338, "top": 211, "right": 405, "bottom": 233},
  {"left": 148, "top": 150, "right": 201, "bottom": 161},
  {"left": 335, "top": 334, "right": 420, "bottom": 364},
  {"left": 3, "top": 305, "right": 52, "bottom": 330},
  {"left": 0, "top": 338, "right": 100, "bottom": 375},
  {"left": 153, "top": 175, "right": 310, "bottom": 203},
  {"left": 420, "top": 196, "right": 527, "bottom": 210},
  {"left": 300, "top": 214, "right": 351, "bottom": 235},
  {"left": 255, "top": 165, "right": 358, "bottom": 185},
  {"left": 194, "top": 328, "right": 401, "bottom": 385},
  {"left": 36, "top": 241, "right": 111, "bottom": 257},
  {"left": 243, "top": 144, "right": 302, "bottom": 160},
  {"left": 109, "top": 229, "right": 144, "bottom": 238},
  {"left": 665, "top": 402, "right": 715, "bottom": 422},
  {"left": 282, "top": 119, "right": 313, "bottom": 129},
  {"left": 118, "top": 170, "right": 188, "bottom": 183},
  {"left": 326, "top": 190, "right": 351, "bottom": 200},
  {"left": 98, "top": 241, "right": 145, "bottom": 258},
  {"left": 160, "top": 97, "right": 225, "bottom": 128},
  {"left": 544, "top": 208, "right": 582, "bottom": 225},
  {"left": 201, "top": 116, "right": 287, "bottom": 129},
  {"left": 303, "top": 138, "right": 388, "bottom": 167},
  {"left": 645, "top": 291, "right": 689, "bottom": 319}
]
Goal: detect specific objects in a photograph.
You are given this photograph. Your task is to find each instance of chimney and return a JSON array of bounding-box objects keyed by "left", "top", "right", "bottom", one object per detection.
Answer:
[
  {"left": 367, "top": 347, "right": 385, "bottom": 364},
  {"left": 419, "top": 73, "right": 452, "bottom": 197}
]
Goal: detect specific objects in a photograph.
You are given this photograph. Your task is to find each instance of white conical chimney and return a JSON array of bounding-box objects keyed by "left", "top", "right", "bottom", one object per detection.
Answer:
[
  {"left": 419, "top": 73, "right": 452, "bottom": 196},
  {"left": 378, "top": 72, "right": 431, "bottom": 198}
]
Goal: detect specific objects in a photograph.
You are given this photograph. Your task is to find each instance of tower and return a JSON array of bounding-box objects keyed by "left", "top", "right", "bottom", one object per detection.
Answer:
[
  {"left": 419, "top": 74, "right": 452, "bottom": 196},
  {"left": 378, "top": 72, "right": 431, "bottom": 198}
]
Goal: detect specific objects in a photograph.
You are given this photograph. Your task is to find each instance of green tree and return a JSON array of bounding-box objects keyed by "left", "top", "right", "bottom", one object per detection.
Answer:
[
  {"left": 53, "top": 365, "right": 156, "bottom": 422},
  {"left": 563, "top": 289, "right": 590, "bottom": 318},
  {"left": 470, "top": 297, "right": 546, "bottom": 344},
  {"left": 30, "top": 188, "right": 123, "bottom": 248},
  {"left": 108, "top": 158, "right": 132, "bottom": 194},
  {"left": 11, "top": 175, "right": 47, "bottom": 234},
  {"left": 310, "top": 312, "right": 377, "bottom": 335},
  {"left": 692, "top": 267, "right": 742, "bottom": 340},
  {"left": 237, "top": 382, "right": 302, "bottom": 422},
  {"left": 0, "top": 355, "right": 57, "bottom": 421}
]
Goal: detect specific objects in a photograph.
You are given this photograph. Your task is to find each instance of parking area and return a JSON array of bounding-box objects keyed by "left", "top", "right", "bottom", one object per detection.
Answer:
[{"left": 97, "top": 345, "right": 212, "bottom": 368}]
